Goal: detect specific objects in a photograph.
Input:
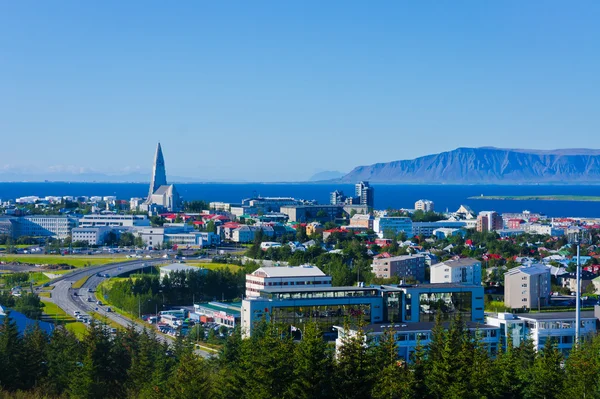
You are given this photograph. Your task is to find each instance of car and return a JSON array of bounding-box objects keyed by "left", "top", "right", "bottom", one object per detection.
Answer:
[
  {"left": 87, "top": 297, "right": 93, "bottom": 302},
  {"left": 88, "top": 288, "right": 93, "bottom": 292},
  {"left": 106, "top": 307, "right": 112, "bottom": 312},
  {"left": 96, "top": 300, "right": 103, "bottom": 305},
  {"left": 74, "top": 311, "right": 80, "bottom": 316}
]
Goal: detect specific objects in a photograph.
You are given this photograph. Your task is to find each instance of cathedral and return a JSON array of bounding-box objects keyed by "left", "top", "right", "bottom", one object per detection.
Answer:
[{"left": 141, "top": 143, "right": 181, "bottom": 213}]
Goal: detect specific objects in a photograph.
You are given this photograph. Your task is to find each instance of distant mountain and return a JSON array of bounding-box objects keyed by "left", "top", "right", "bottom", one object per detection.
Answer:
[
  {"left": 0, "top": 170, "right": 208, "bottom": 183},
  {"left": 309, "top": 170, "right": 345, "bottom": 182},
  {"left": 340, "top": 147, "right": 600, "bottom": 184}
]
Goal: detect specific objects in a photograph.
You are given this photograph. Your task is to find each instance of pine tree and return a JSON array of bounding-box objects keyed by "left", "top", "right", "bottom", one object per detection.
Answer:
[
  {"left": 525, "top": 339, "right": 564, "bottom": 399},
  {"left": 0, "top": 311, "right": 22, "bottom": 391},
  {"left": 334, "top": 320, "right": 377, "bottom": 399},
  {"left": 19, "top": 324, "right": 49, "bottom": 390},
  {"left": 561, "top": 336, "right": 600, "bottom": 399},
  {"left": 371, "top": 327, "right": 414, "bottom": 399},
  {"left": 288, "top": 322, "right": 334, "bottom": 399},
  {"left": 168, "top": 351, "right": 211, "bottom": 398},
  {"left": 44, "top": 326, "right": 81, "bottom": 396}
]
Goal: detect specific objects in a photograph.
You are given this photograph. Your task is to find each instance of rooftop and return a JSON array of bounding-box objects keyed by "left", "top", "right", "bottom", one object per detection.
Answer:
[
  {"left": 489, "top": 311, "right": 596, "bottom": 321},
  {"left": 160, "top": 264, "right": 205, "bottom": 272},
  {"left": 433, "top": 258, "right": 480, "bottom": 268},
  {"left": 505, "top": 264, "right": 549, "bottom": 276},
  {"left": 338, "top": 321, "right": 497, "bottom": 333},
  {"left": 251, "top": 265, "right": 327, "bottom": 278}
]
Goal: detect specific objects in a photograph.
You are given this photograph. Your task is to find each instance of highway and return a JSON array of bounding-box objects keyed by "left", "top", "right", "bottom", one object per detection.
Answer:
[{"left": 46, "top": 259, "right": 214, "bottom": 358}]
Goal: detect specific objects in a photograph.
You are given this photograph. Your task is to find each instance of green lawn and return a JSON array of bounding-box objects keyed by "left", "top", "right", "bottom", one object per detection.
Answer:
[
  {"left": 66, "top": 322, "right": 88, "bottom": 339},
  {"left": 0, "top": 255, "right": 124, "bottom": 268},
  {"left": 41, "top": 300, "right": 75, "bottom": 323},
  {"left": 72, "top": 275, "right": 91, "bottom": 289},
  {"left": 185, "top": 262, "right": 243, "bottom": 271}
]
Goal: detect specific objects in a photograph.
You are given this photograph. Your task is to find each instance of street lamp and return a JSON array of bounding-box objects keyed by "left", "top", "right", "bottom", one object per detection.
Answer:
[{"left": 569, "top": 231, "right": 591, "bottom": 343}]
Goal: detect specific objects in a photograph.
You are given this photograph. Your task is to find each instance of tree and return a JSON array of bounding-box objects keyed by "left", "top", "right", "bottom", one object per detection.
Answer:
[
  {"left": 372, "top": 327, "right": 414, "bottom": 399},
  {"left": 334, "top": 321, "right": 376, "bottom": 399},
  {"left": 206, "top": 220, "right": 217, "bottom": 234},
  {"left": 525, "top": 339, "right": 564, "bottom": 399},
  {"left": 0, "top": 311, "right": 22, "bottom": 391},
  {"left": 169, "top": 352, "right": 212, "bottom": 398}
]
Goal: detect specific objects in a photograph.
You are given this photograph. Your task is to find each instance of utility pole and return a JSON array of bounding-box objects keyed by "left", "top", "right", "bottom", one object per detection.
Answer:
[{"left": 576, "top": 243, "right": 581, "bottom": 342}]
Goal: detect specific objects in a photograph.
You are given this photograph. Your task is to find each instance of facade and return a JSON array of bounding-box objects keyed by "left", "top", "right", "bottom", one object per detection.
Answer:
[
  {"left": 504, "top": 264, "right": 551, "bottom": 310},
  {"left": 330, "top": 190, "right": 347, "bottom": 205},
  {"left": 432, "top": 228, "right": 465, "bottom": 239},
  {"left": 305, "top": 222, "right": 324, "bottom": 236},
  {"left": 412, "top": 221, "right": 467, "bottom": 237},
  {"left": 486, "top": 311, "right": 598, "bottom": 355},
  {"left": 526, "top": 224, "right": 564, "bottom": 236},
  {"left": 245, "top": 265, "right": 332, "bottom": 298},
  {"left": 477, "top": 211, "right": 503, "bottom": 232},
  {"left": 335, "top": 321, "right": 499, "bottom": 362},
  {"left": 242, "top": 197, "right": 303, "bottom": 213},
  {"left": 14, "top": 216, "right": 76, "bottom": 240},
  {"left": 79, "top": 214, "right": 150, "bottom": 228},
  {"left": 194, "top": 302, "right": 241, "bottom": 328},
  {"left": 72, "top": 227, "right": 110, "bottom": 245},
  {"left": 415, "top": 199, "right": 434, "bottom": 212},
  {"left": 144, "top": 143, "right": 181, "bottom": 212},
  {"left": 241, "top": 283, "right": 485, "bottom": 338},
  {"left": 373, "top": 217, "right": 413, "bottom": 239},
  {"left": 280, "top": 205, "right": 344, "bottom": 223},
  {"left": 349, "top": 214, "right": 374, "bottom": 229},
  {"left": 165, "top": 232, "right": 221, "bottom": 248},
  {"left": 371, "top": 254, "right": 426, "bottom": 282},
  {"left": 355, "top": 181, "right": 374, "bottom": 208},
  {"left": 430, "top": 258, "right": 482, "bottom": 285}
]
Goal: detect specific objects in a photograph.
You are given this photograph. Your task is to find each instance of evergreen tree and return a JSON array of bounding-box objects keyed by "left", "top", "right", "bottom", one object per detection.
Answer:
[
  {"left": 44, "top": 326, "right": 81, "bottom": 396},
  {"left": 168, "top": 351, "right": 211, "bottom": 398},
  {"left": 525, "top": 339, "right": 564, "bottom": 399},
  {"left": 288, "top": 322, "right": 334, "bottom": 399},
  {"left": 19, "top": 324, "right": 49, "bottom": 390},
  {"left": 0, "top": 311, "right": 22, "bottom": 391},
  {"left": 372, "top": 327, "right": 414, "bottom": 399},
  {"left": 561, "top": 336, "right": 600, "bottom": 399}
]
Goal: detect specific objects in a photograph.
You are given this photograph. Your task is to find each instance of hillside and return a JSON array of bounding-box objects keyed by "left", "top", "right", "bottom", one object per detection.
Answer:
[{"left": 340, "top": 147, "right": 600, "bottom": 184}]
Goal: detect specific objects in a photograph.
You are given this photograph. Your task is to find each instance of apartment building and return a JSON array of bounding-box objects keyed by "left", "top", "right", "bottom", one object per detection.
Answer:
[
  {"left": 504, "top": 264, "right": 551, "bottom": 309},
  {"left": 79, "top": 214, "right": 150, "bottom": 228},
  {"left": 415, "top": 199, "right": 435, "bottom": 212},
  {"left": 371, "top": 254, "right": 426, "bottom": 282},
  {"left": 477, "top": 211, "right": 503, "bottom": 232},
  {"left": 430, "top": 258, "right": 482, "bottom": 285},
  {"left": 15, "top": 216, "right": 77, "bottom": 240}
]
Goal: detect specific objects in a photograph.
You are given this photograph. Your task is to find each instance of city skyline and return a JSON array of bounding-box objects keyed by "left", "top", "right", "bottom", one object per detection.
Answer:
[{"left": 2, "top": 1, "right": 600, "bottom": 181}]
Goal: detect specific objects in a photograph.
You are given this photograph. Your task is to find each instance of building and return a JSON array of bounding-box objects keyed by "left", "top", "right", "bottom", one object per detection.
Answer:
[
  {"left": 349, "top": 214, "right": 374, "bottom": 229},
  {"left": 412, "top": 221, "right": 468, "bottom": 237},
  {"left": 305, "top": 222, "right": 324, "bottom": 236},
  {"left": 13, "top": 216, "right": 77, "bottom": 240},
  {"left": 526, "top": 224, "right": 564, "bottom": 236},
  {"left": 194, "top": 302, "right": 241, "bottom": 328},
  {"left": 165, "top": 232, "right": 221, "bottom": 248},
  {"left": 486, "top": 311, "right": 598, "bottom": 355},
  {"left": 330, "top": 190, "right": 348, "bottom": 205},
  {"left": 71, "top": 227, "right": 111, "bottom": 246},
  {"left": 415, "top": 199, "right": 434, "bottom": 212},
  {"left": 159, "top": 264, "right": 207, "bottom": 280},
  {"left": 355, "top": 181, "right": 374, "bottom": 208},
  {"left": 79, "top": 214, "right": 150, "bottom": 228},
  {"left": 241, "top": 283, "right": 485, "bottom": 338},
  {"left": 143, "top": 143, "right": 181, "bottom": 212},
  {"left": 432, "top": 228, "right": 465, "bottom": 239},
  {"left": 371, "top": 254, "right": 426, "bottom": 282},
  {"left": 245, "top": 265, "right": 332, "bottom": 298},
  {"left": 373, "top": 217, "right": 413, "bottom": 239},
  {"left": 477, "top": 211, "right": 503, "bottom": 232},
  {"left": 280, "top": 205, "right": 344, "bottom": 223},
  {"left": 504, "top": 264, "right": 551, "bottom": 310},
  {"left": 242, "top": 197, "right": 304, "bottom": 213},
  {"left": 335, "top": 321, "right": 499, "bottom": 362},
  {"left": 430, "top": 258, "right": 482, "bottom": 285}
]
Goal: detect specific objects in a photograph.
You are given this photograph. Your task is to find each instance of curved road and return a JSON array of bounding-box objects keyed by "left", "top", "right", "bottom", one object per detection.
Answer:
[{"left": 46, "top": 259, "right": 214, "bottom": 358}]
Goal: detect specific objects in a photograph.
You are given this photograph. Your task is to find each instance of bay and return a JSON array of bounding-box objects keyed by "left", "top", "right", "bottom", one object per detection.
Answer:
[{"left": 0, "top": 182, "right": 599, "bottom": 218}]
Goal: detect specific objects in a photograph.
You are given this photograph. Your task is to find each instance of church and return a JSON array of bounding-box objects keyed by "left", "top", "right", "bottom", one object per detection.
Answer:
[{"left": 140, "top": 143, "right": 181, "bottom": 213}]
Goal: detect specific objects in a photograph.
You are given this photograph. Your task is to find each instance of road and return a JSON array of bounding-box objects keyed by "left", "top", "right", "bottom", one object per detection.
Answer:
[{"left": 46, "top": 259, "right": 214, "bottom": 358}]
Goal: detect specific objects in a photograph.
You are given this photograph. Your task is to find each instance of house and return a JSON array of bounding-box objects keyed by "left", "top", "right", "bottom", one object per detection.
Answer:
[{"left": 306, "top": 222, "right": 324, "bottom": 236}]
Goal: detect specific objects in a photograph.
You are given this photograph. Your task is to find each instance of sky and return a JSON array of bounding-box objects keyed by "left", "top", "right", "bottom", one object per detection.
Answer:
[{"left": 1, "top": 1, "right": 599, "bottom": 182}]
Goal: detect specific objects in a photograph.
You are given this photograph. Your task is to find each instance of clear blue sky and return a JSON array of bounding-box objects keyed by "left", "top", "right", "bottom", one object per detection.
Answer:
[{"left": 1, "top": 1, "right": 599, "bottom": 182}]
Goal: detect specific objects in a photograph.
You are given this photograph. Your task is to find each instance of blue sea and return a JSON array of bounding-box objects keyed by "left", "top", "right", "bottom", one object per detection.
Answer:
[{"left": 0, "top": 182, "right": 599, "bottom": 218}]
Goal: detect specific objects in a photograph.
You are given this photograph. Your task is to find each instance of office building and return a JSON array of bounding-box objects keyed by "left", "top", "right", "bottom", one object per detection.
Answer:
[
  {"left": 193, "top": 302, "right": 241, "bottom": 328},
  {"left": 14, "top": 216, "right": 77, "bottom": 240},
  {"left": 71, "top": 227, "right": 111, "bottom": 246},
  {"left": 371, "top": 254, "right": 426, "bottom": 282},
  {"left": 486, "top": 311, "right": 598, "bottom": 355},
  {"left": 330, "top": 190, "right": 347, "bottom": 205},
  {"left": 373, "top": 217, "right": 413, "bottom": 239},
  {"left": 241, "top": 283, "right": 484, "bottom": 338},
  {"left": 504, "top": 264, "right": 551, "bottom": 310},
  {"left": 79, "top": 214, "right": 150, "bottom": 228},
  {"left": 412, "top": 221, "right": 468, "bottom": 237},
  {"left": 415, "top": 199, "right": 435, "bottom": 212},
  {"left": 280, "top": 205, "right": 344, "bottom": 223},
  {"left": 430, "top": 258, "right": 482, "bottom": 285},
  {"left": 245, "top": 265, "right": 332, "bottom": 298}
]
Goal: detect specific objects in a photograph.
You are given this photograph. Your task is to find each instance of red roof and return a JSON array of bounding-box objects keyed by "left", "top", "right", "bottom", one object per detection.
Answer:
[{"left": 223, "top": 222, "right": 241, "bottom": 229}]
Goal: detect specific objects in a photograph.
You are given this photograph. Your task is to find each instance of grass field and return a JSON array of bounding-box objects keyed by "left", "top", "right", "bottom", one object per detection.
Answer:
[
  {"left": 65, "top": 322, "right": 88, "bottom": 339},
  {"left": 72, "top": 275, "right": 91, "bottom": 289},
  {"left": 88, "top": 311, "right": 124, "bottom": 331},
  {"left": 184, "top": 262, "right": 243, "bottom": 271},
  {"left": 0, "top": 255, "right": 124, "bottom": 268},
  {"left": 41, "top": 301, "right": 75, "bottom": 323}
]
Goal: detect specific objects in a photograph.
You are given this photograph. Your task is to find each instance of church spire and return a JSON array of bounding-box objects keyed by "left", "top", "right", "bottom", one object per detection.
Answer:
[{"left": 147, "top": 143, "right": 168, "bottom": 201}]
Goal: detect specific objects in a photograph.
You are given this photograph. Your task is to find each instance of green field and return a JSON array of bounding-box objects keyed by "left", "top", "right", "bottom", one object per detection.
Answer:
[
  {"left": 469, "top": 195, "right": 600, "bottom": 201},
  {"left": 0, "top": 255, "right": 124, "bottom": 268},
  {"left": 184, "top": 262, "right": 243, "bottom": 271},
  {"left": 41, "top": 300, "right": 75, "bottom": 323},
  {"left": 72, "top": 275, "right": 91, "bottom": 289}
]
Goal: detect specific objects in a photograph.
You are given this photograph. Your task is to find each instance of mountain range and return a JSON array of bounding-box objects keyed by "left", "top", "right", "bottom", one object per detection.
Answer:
[{"left": 338, "top": 147, "right": 600, "bottom": 184}]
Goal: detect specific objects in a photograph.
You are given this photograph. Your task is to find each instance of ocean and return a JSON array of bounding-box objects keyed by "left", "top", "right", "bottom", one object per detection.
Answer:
[{"left": 0, "top": 182, "right": 599, "bottom": 218}]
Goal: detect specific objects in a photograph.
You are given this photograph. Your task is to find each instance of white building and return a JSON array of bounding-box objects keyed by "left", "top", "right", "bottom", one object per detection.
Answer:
[
  {"left": 79, "top": 214, "right": 150, "bottom": 228},
  {"left": 430, "top": 258, "right": 482, "bottom": 285},
  {"left": 415, "top": 199, "right": 434, "bottom": 212},
  {"left": 504, "top": 264, "right": 551, "bottom": 310},
  {"left": 129, "top": 198, "right": 145, "bottom": 211},
  {"left": 373, "top": 217, "right": 413, "bottom": 239},
  {"left": 159, "top": 264, "right": 207, "bottom": 280},
  {"left": 72, "top": 227, "right": 111, "bottom": 246},
  {"left": 526, "top": 224, "right": 564, "bottom": 236},
  {"left": 486, "top": 311, "right": 597, "bottom": 355},
  {"left": 15, "top": 216, "right": 77, "bottom": 240},
  {"left": 412, "top": 221, "right": 468, "bottom": 237},
  {"left": 164, "top": 232, "right": 221, "bottom": 248},
  {"left": 245, "top": 265, "right": 332, "bottom": 298}
]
